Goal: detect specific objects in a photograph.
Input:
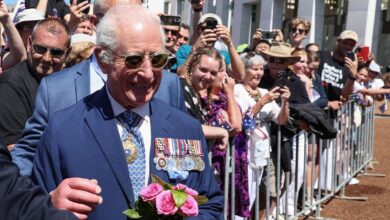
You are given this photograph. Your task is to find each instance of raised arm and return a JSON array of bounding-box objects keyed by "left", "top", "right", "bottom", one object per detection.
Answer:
[{"left": 0, "top": 1, "right": 26, "bottom": 71}]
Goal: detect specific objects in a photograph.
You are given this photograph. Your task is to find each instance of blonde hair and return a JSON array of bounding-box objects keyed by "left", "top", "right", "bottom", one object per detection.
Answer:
[
  {"left": 289, "top": 17, "right": 311, "bottom": 33},
  {"left": 65, "top": 42, "right": 95, "bottom": 67}
]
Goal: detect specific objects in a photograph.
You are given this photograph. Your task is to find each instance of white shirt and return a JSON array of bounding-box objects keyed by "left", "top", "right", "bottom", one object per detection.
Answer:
[
  {"left": 90, "top": 54, "right": 107, "bottom": 93},
  {"left": 106, "top": 86, "right": 151, "bottom": 187}
]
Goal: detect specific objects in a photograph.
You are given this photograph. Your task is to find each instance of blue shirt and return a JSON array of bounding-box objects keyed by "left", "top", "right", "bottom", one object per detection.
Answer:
[{"left": 172, "top": 45, "right": 231, "bottom": 72}]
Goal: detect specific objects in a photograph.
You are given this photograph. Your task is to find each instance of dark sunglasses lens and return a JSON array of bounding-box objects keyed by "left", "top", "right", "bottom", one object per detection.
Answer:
[
  {"left": 151, "top": 53, "right": 168, "bottom": 68},
  {"left": 50, "top": 49, "right": 65, "bottom": 56},
  {"left": 125, "top": 55, "right": 144, "bottom": 68},
  {"left": 34, "top": 45, "right": 48, "bottom": 54}
]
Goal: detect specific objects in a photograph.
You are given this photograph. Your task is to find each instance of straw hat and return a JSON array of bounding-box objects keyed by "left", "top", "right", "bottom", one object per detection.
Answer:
[{"left": 260, "top": 42, "right": 300, "bottom": 65}]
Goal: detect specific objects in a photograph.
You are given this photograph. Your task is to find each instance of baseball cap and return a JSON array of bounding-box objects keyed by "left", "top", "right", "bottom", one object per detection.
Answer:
[
  {"left": 198, "top": 13, "right": 222, "bottom": 26},
  {"left": 368, "top": 62, "right": 381, "bottom": 74},
  {"left": 15, "top": 9, "right": 44, "bottom": 27},
  {"left": 338, "top": 30, "right": 358, "bottom": 42}
]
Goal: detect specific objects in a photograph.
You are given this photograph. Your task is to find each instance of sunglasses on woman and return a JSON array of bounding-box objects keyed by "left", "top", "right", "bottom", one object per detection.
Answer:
[
  {"left": 33, "top": 44, "right": 66, "bottom": 57},
  {"left": 291, "top": 28, "right": 306, "bottom": 35},
  {"left": 120, "top": 52, "right": 169, "bottom": 69}
]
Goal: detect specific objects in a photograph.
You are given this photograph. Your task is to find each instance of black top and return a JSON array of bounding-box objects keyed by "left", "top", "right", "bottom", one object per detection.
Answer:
[
  {"left": 0, "top": 61, "right": 39, "bottom": 145},
  {"left": 26, "top": 0, "right": 70, "bottom": 19},
  {"left": 317, "top": 51, "right": 351, "bottom": 101},
  {"left": 0, "top": 137, "right": 77, "bottom": 220},
  {"left": 259, "top": 68, "right": 311, "bottom": 105},
  {"left": 179, "top": 78, "right": 208, "bottom": 124}
]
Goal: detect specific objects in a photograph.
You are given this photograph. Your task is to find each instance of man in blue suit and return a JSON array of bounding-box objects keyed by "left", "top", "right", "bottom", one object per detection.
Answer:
[
  {"left": 11, "top": 0, "right": 185, "bottom": 177},
  {"left": 33, "top": 4, "right": 223, "bottom": 220}
]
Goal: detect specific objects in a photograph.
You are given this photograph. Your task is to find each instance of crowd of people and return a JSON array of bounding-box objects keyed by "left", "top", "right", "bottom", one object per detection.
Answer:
[{"left": 0, "top": 0, "right": 389, "bottom": 219}]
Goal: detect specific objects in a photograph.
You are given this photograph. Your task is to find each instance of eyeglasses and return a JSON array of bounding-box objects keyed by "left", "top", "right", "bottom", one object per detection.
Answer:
[
  {"left": 120, "top": 52, "right": 169, "bottom": 69},
  {"left": 33, "top": 44, "right": 66, "bottom": 57},
  {"left": 268, "top": 58, "right": 285, "bottom": 64},
  {"left": 291, "top": 28, "right": 306, "bottom": 35}
]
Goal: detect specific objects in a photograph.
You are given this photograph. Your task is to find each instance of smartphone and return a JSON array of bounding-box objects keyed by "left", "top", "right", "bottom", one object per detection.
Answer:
[
  {"left": 205, "top": 19, "right": 218, "bottom": 30},
  {"left": 346, "top": 51, "right": 355, "bottom": 61},
  {"left": 191, "top": 0, "right": 200, "bottom": 4},
  {"left": 77, "top": 0, "right": 91, "bottom": 14},
  {"left": 356, "top": 46, "right": 369, "bottom": 62},
  {"left": 276, "top": 71, "right": 290, "bottom": 88},
  {"left": 160, "top": 15, "right": 181, "bottom": 26},
  {"left": 261, "top": 30, "right": 276, "bottom": 39}
]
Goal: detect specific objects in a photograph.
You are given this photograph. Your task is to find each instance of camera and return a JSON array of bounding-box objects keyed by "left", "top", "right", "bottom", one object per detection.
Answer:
[
  {"left": 346, "top": 51, "right": 355, "bottom": 61},
  {"left": 160, "top": 15, "right": 181, "bottom": 26},
  {"left": 261, "top": 30, "right": 276, "bottom": 39},
  {"left": 205, "top": 19, "right": 218, "bottom": 30},
  {"left": 191, "top": 0, "right": 200, "bottom": 4},
  {"left": 276, "top": 71, "right": 290, "bottom": 88}
]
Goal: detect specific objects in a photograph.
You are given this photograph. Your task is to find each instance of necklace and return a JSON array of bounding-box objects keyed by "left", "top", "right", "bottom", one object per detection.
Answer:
[{"left": 244, "top": 85, "right": 261, "bottom": 102}]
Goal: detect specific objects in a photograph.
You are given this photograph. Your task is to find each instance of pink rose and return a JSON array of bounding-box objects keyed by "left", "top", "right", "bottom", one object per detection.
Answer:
[
  {"left": 179, "top": 195, "right": 199, "bottom": 216},
  {"left": 155, "top": 190, "right": 178, "bottom": 215},
  {"left": 173, "top": 184, "right": 199, "bottom": 196},
  {"left": 140, "top": 183, "right": 163, "bottom": 202}
]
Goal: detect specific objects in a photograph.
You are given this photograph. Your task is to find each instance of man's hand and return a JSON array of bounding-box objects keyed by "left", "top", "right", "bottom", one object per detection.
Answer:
[
  {"left": 279, "top": 86, "right": 291, "bottom": 103},
  {"left": 192, "top": 29, "right": 217, "bottom": 50},
  {"left": 51, "top": 178, "right": 103, "bottom": 220},
  {"left": 215, "top": 24, "right": 233, "bottom": 47},
  {"left": 328, "top": 100, "right": 343, "bottom": 110},
  {"left": 345, "top": 54, "right": 358, "bottom": 79},
  {"left": 68, "top": 0, "right": 90, "bottom": 30}
]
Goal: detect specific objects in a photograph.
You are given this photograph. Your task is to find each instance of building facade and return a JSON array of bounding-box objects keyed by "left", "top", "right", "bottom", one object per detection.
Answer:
[{"left": 149, "top": 0, "right": 389, "bottom": 70}]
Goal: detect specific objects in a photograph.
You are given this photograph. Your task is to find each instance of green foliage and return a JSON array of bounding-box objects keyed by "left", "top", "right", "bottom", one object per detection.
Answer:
[{"left": 171, "top": 190, "right": 187, "bottom": 208}]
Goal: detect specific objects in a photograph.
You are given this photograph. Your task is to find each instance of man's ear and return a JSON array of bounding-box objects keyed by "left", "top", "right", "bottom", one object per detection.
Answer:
[
  {"left": 90, "top": 14, "right": 98, "bottom": 30},
  {"left": 27, "top": 36, "right": 33, "bottom": 53},
  {"left": 94, "top": 47, "right": 109, "bottom": 74}
]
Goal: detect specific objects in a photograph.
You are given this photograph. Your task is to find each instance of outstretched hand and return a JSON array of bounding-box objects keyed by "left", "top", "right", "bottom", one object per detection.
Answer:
[{"left": 51, "top": 178, "right": 103, "bottom": 220}]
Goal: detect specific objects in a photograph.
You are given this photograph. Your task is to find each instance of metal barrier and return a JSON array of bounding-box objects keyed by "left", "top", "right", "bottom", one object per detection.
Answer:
[{"left": 221, "top": 100, "right": 379, "bottom": 220}]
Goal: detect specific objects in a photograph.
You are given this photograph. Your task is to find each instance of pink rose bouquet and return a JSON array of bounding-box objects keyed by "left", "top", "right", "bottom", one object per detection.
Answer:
[{"left": 123, "top": 175, "right": 208, "bottom": 219}]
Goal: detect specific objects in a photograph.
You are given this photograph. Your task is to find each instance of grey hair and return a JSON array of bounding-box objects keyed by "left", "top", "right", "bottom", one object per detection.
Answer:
[
  {"left": 240, "top": 52, "right": 266, "bottom": 69},
  {"left": 96, "top": 4, "right": 164, "bottom": 64}
]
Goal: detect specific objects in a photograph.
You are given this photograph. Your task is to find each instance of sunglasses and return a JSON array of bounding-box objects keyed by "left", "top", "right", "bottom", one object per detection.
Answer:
[
  {"left": 33, "top": 44, "right": 66, "bottom": 57},
  {"left": 291, "top": 28, "right": 306, "bottom": 35},
  {"left": 120, "top": 52, "right": 169, "bottom": 69},
  {"left": 268, "top": 58, "right": 285, "bottom": 64}
]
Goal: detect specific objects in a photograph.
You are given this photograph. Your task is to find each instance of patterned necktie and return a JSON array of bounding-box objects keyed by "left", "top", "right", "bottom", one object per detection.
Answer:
[{"left": 119, "top": 111, "right": 146, "bottom": 201}]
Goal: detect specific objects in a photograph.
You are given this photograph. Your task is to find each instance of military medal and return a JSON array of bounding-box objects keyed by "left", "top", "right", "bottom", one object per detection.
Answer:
[{"left": 123, "top": 137, "right": 138, "bottom": 163}]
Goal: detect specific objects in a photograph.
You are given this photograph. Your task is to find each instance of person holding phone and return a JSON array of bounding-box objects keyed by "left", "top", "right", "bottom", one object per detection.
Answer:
[
  {"left": 176, "top": 13, "right": 245, "bottom": 82},
  {"left": 316, "top": 30, "right": 358, "bottom": 111}
]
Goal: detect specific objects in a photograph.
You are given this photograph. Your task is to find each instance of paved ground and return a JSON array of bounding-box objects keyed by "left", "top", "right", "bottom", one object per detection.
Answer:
[{"left": 320, "top": 117, "right": 390, "bottom": 220}]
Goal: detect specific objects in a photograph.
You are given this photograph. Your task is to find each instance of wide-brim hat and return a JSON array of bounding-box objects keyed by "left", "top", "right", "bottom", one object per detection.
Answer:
[{"left": 260, "top": 42, "right": 300, "bottom": 65}]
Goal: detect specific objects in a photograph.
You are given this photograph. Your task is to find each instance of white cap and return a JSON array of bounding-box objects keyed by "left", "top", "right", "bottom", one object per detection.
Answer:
[
  {"left": 368, "top": 62, "right": 381, "bottom": 74},
  {"left": 198, "top": 13, "right": 222, "bottom": 26},
  {"left": 71, "top": 34, "right": 96, "bottom": 45},
  {"left": 15, "top": 9, "right": 44, "bottom": 27}
]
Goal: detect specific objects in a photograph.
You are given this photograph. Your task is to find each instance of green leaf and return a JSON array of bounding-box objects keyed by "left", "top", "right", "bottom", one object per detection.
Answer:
[
  {"left": 193, "top": 195, "right": 208, "bottom": 205},
  {"left": 171, "top": 189, "right": 187, "bottom": 208},
  {"left": 151, "top": 174, "right": 172, "bottom": 190},
  {"left": 122, "top": 209, "right": 142, "bottom": 219}
]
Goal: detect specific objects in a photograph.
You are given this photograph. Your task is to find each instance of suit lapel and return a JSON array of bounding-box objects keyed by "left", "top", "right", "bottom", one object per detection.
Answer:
[
  {"left": 84, "top": 88, "right": 136, "bottom": 207},
  {"left": 75, "top": 60, "right": 91, "bottom": 101}
]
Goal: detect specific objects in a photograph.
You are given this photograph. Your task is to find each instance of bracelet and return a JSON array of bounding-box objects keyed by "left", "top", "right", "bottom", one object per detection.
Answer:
[
  {"left": 348, "top": 75, "right": 357, "bottom": 81},
  {"left": 193, "top": 8, "right": 203, "bottom": 12}
]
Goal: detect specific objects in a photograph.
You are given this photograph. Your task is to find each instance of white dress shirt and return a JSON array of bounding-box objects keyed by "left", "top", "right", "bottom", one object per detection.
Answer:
[
  {"left": 90, "top": 54, "right": 107, "bottom": 93},
  {"left": 106, "top": 86, "right": 151, "bottom": 187}
]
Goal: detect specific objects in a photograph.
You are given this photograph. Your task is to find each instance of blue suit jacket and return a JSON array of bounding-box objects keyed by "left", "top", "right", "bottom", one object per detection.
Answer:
[
  {"left": 12, "top": 58, "right": 186, "bottom": 176},
  {"left": 32, "top": 88, "right": 223, "bottom": 220}
]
